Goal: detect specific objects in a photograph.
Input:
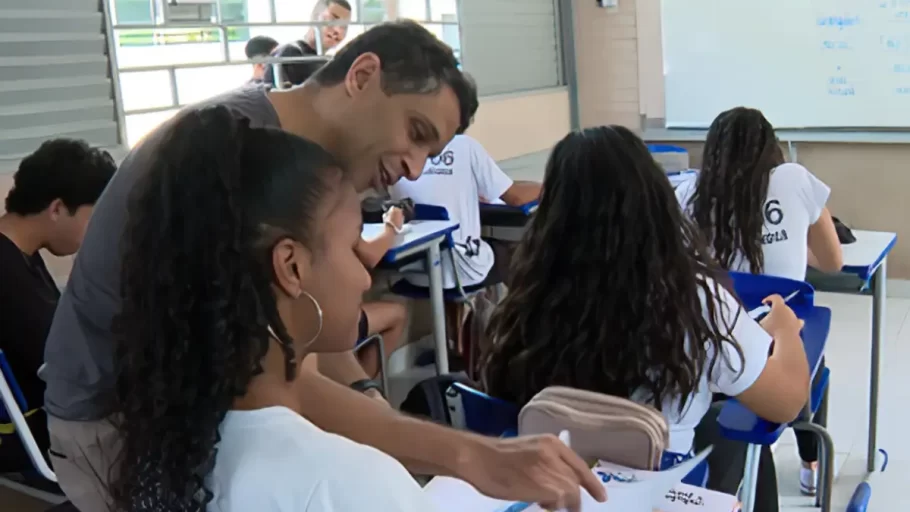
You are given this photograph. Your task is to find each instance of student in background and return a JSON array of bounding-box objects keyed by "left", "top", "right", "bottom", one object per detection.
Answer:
[
  {"left": 0, "top": 139, "right": 115, "bottom": 474},
  {"left": 483, "top": 126, "right": 809, "bottom": 511},
  {"left": 244, "top": 35, "right": 279, "bottom": 83},
  {"left": 678, "top": 106, "right": 843, "bottom": 496},
  {"left": 353, "top": 206, "right": 408, "bottom": 386},
  {"left": 389, "top": 133, "right": 540, "bottom": 289},
  {"left": 264, "top": 0, "right": 351, "bottom": 87}
]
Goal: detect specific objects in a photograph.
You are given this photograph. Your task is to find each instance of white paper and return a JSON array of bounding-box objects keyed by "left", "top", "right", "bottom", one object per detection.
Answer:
[{"left": 424, "top": 448, "right": 716, "bottom": 512}]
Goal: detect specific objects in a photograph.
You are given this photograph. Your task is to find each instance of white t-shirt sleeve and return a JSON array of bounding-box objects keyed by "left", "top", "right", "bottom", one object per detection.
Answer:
[
  {"left": 778, "top": 163, "right": 831, "bottom": 224},
  {"left": 464, "top": 136, "right": 514, "bottom": 201},
  {"left": 705, "top": 283, "right": 774, "bottom": 397}
]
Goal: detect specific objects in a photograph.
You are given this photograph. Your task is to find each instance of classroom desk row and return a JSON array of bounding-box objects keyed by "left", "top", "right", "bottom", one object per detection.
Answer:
[{"left": 364, "top": 198, "right": 897, "bottom": 479}]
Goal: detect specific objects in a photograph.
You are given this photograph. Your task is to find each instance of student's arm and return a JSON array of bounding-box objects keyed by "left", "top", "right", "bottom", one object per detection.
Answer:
[
  {"left": 793, "top": 165, "right": 843, "bottom": 273},
  {"left": 807, "top": 207, "right": 843, "bottom": 273},
  {"left": 0, "top": 259, "right": 57, "bottom": 390},
  {"left": 295, "top": 369, "right": 607, "bottom": 511},
  {"left": 711, "top": 291, "right": 809, "bottom": 424},
  {"left": 354, "top": 207, "right": 404, "bottom": 268},
  {"left": 465, "top": 136, "right": 528, "bottom": 206},
  {"left": 501, "top": 181, "right": 542, "bottom": 207}
]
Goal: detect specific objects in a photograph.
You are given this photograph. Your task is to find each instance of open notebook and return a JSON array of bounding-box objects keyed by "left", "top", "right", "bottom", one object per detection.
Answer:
[{"left": 424, "top": 447, "right": 738, "bottom": 512}]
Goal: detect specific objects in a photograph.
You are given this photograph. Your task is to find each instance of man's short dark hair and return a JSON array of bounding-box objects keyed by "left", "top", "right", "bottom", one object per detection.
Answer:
[
  {"left": 313, "top": 20, "right": 479, "bottom": 134},
  {"left": 245, "top": 35, "right": 279, "bottom": 59},
  {"left": 5, "top": 138, "right": 117, "bottom": 215},
  {"left": 312, "top": 0, "right": 352, "bottom": 18}
]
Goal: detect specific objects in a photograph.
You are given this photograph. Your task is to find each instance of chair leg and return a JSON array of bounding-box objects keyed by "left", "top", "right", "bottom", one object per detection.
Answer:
[
  {"left": 739, "top": 444, "right": 762, "bottom": 512},
  {"left": 793, "top": 422, "right": 835, "bottom": 512}
]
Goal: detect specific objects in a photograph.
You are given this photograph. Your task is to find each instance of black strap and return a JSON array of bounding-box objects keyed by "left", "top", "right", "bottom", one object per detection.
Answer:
[{"left": 350, "top": 379, "right": 385, "bottom": 398}]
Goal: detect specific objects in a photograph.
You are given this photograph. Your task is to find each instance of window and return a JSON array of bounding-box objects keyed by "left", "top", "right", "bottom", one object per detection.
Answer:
[
  {"left": 458, "top": 0, "right": 562, "bottom": 95},
  {"left": 110, "top": 0, "right": 463, "bottom": 145}
]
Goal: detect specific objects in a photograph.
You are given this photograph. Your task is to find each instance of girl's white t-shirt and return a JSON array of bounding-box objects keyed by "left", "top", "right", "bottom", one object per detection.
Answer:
[
  {"left": 631, "top": 279, "right": 773, "bottom": 454},
  {"left": 676, "top": 163, "right": 831, "bottom": 281},
  {"left": 207, "top": 406, "right": 436, "bottom": 512}
]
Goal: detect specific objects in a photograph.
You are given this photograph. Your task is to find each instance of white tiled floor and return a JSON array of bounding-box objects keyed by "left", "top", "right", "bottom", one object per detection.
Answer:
[{"left": 774, "top": 291, "right": 910, "bottom": 511}]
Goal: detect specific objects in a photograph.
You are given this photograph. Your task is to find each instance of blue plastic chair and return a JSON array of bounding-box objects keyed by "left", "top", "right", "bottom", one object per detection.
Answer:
[
  {"left": 729, "top": 271, "right": 815, "bottom": 316},
  {"left": 718, "top": 306, "right": 832, "bottom": 512},
  {"left": 0, "top": 350, "right": 57, "bottom": 482},
  {"left": 444, "top": 382, "right": 519, "bottom": 437}
]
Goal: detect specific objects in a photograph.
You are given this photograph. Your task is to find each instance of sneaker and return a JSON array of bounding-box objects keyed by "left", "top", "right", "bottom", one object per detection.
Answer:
[{"left": 799, "top": 465, "right": 817, "bottom": 496}]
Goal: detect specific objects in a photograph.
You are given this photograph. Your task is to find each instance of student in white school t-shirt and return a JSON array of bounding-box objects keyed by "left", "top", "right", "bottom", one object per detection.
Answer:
[
  {"left": 677, "top": 106, "right": 843, "bottom": 497},
  {"left": 389, "top": 133, "right": 540, "bottom": 289},
  {"left": 482, "top": 126, "right": 810, "bottom": 512}
]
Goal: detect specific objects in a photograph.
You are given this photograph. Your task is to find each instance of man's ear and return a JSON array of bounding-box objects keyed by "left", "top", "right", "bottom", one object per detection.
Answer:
[
  {"left": 47, "top": 198, "right": 65, "bottom": 220},
  {"left": 344, "top": 52, "right": 381, "bottom": 98}
]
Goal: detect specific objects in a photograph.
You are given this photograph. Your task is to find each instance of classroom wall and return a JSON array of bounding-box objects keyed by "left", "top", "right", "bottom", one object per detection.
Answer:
[
  {"left": 573, "top": 0, "right": 910, "bottom": 278},
  {"left": 0, "top": 88, "right": 570, "bottom": 282}
]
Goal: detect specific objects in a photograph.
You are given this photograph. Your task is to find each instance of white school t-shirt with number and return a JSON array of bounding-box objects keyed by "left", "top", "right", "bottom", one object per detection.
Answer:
[
  {"left": 389, "top": 134, "right": 514, "bottom": 288},
  {"left": 676, "top": 163, "right": 831, "bottom": 281},
  {"left": 631, "top": 278, "right": 773, "bottom": 454},
  {"left": 207, "top": 406, "right": 436, "bottom": 512}
]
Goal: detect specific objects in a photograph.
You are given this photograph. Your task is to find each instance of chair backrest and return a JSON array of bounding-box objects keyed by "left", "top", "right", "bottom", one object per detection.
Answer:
[
  {"left": 0, "top": 350, "right": 57, "bottom": 481},
  {"left": 0, "top": 349, "right": 28, "bottom": 421},
  {"left": 729, "top": 271, "right": 815, "bottom": 317},
  {"left": 445, "top": 382, "right": 519, "bottom": 437},
  {"left": 414, "top": 203, "right": 450, "bottom": 221}
]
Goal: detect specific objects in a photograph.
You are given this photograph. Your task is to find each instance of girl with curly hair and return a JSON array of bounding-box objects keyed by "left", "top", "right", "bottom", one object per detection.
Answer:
[
  {"left": 482, "top": 125, "right": 810, "bottom": 508},
  {"left": 109, "top": 105, "right": 435, "bottom": 511}
]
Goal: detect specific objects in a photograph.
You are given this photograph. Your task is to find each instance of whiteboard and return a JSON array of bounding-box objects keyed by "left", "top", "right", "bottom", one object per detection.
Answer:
[{"left": 662, "top": 0, "right": 910, "bottom": 128}]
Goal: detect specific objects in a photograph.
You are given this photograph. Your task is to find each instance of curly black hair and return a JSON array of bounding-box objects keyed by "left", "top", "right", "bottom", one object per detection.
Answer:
[
  {"left": 482, "top": 126, "right": 743, "bottom": 413},
  {"left": 110, "top": 105, "right": 339, "bottom": 511},
  {"left": 313, "top": 19, "right": 478, "bottom": 134},
  {"left": 5, "top": 138, "right": 116, "bottom": 215},
  {"left": 689, "top": 107, "right": 785, "bottom": 273}
]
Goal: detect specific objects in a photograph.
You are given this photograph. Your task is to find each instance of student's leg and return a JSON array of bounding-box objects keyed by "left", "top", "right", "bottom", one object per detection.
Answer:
[
  {"left": 357, "top": 301, "right": 407, "bottom": 378},
  {"left": 694, "top": 400, "right": 780, "bottom": 512},
  {"left": 795, "top": 358, "right": 828, "bottom": 495},
  {"left": 0, "top": 409, "right": 50, "bottom": 473}
]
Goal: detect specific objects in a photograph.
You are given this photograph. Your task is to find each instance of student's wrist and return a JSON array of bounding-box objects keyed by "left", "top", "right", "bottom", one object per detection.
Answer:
[{"left": 449, "top": 432, "right": 493, "bottom": 481}]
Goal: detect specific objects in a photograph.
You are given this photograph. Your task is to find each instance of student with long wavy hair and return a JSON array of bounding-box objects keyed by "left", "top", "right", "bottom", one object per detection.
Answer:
[
  {"left": 109, "top": 106, "right": 434, "bottom": 511},
  {"left": 482, "top": 126, "right": 810, "bottom": 509},
  {"left": 679, "top": 107, "right": 842, "bottom": 495}
]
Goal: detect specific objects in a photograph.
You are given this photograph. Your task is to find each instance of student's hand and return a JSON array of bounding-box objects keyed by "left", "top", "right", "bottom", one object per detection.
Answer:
[
  {"left": 759, "top": 294, "right": 804, "bottom": 338},
  {"left": 458, "top": 434, "right": 606, "bottom": 512},
  {"left": 383, "top": 207, "right": 404, "bottom": 232}
]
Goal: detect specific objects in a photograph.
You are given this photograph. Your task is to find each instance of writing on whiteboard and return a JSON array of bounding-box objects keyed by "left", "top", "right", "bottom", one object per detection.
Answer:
[
  {"left": 894, "top": 63, "right": 910, "bottom": 72},
  {"left": 822, "top": 40, "right": 849, "bottom": 49},
  {"left": 896, "top": 87, "right": 910, "bottom": 94},
  {"left": 816, "top": 15, "right": 860, "bottom": 29}
]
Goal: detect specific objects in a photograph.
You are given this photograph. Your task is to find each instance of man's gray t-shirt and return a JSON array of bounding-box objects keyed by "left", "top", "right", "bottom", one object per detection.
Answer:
[{"left": 41, "top": 85, "right": 281, "bottom": 421}]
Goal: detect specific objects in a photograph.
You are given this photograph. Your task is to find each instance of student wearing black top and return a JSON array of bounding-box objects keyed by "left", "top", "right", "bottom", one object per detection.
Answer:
[
  {"left": 244, "top": 35, "right": 279, "bottom": 83},
  {"left": 0, "top": 139, "right": 115, "bottom": 473},
  {"left": 264, "top": 0, "right": 351, "bottom": 87}
]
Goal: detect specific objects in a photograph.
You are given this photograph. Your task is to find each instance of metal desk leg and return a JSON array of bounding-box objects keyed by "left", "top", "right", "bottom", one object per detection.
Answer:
[
  {"left": 867, "top": 258, "right": 886, "bottom": 472},
  {"left": 740, "top": 444, "right": 762, "bottom": 512},
  {"left": 427, "top": 243, "right": 449, "bottom": 375}
]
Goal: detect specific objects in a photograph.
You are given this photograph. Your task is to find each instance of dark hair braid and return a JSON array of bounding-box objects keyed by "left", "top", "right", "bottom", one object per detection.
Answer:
[{"left": 690, "top": 107, "right": 785, "bottom": 273}]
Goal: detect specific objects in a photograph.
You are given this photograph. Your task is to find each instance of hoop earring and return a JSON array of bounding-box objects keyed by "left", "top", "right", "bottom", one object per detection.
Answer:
[{"left": 299, "top": 290, "right": 323, "bottom": 347}]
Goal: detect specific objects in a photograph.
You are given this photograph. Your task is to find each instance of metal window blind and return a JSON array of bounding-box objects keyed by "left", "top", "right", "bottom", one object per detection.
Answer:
[{"left": 458, "top": 0, "right": 562, "bottom": 95}]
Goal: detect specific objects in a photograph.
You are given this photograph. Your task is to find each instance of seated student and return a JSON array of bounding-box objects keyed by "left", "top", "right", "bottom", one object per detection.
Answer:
[
  {"left": 264, "top": 0, "right": 351, "bottom": 87},
  {"left": 482, "top": 126, "right": 809, "bottom": 510},
  {"left": 244, "top": 35, "right": 279, "bottom": 83},
  {"left": 352, "top": 206, "right": 408, "bottom": 382},
  {"left": 110, "top": 107, "right": 435, "bottom": 511},
  {"left": 677, "top": 106, "right": 843, "bottom": 496},
  {"left": 389, "top": 133, "right": 540, "bottom": 289},
  {"left": 0, "top": 139, "right": 115, "bottom": 474}
]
